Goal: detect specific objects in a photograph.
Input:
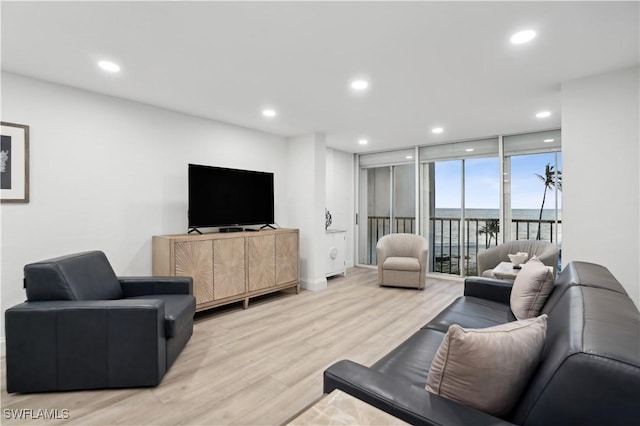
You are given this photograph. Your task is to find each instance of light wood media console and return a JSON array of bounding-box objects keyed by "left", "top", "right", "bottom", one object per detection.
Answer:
[{"left": 152, "top": 228, "right": 299, "bottom": 312}]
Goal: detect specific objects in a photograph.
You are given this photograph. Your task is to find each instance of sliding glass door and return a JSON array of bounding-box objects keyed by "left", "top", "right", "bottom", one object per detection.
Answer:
[
  {"left": 420, "top": 138, "right": 500, "bottom": 277},
  {"left": 358, "top": 150, "right": 416, "bottom": 265},
  {"left": 503, "top": 130, "right": 563, "bottom": 266},
  {"left": 356, "top": 130, "right": 562, "bottom": 274}
]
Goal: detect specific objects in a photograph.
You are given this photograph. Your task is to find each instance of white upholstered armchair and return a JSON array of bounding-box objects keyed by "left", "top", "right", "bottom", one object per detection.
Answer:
[
  {"left": 376, "top": 233, "right": 429, "bottom": 289},
  {"left": 477, "top": 240, "right": 559, "bottom": 278}
]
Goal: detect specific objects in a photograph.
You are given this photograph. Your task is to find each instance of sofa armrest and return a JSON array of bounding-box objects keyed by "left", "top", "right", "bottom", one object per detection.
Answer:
[
  {"left": 324, "top": 360, "right": 514, "bottom": 426},
  {"left": 5, "top": 299, "right": 167, "bottom": 393},
  {"left": 119, "top": 276, "right": 193, "bottom": 297},
  {"left": 464, "top": 277, "right": 513, "bottom": 304}
]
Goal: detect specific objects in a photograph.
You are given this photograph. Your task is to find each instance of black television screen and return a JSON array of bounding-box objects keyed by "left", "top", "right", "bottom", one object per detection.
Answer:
[{"left": 188, "top": 164, "right": 274, "bottom": 229}]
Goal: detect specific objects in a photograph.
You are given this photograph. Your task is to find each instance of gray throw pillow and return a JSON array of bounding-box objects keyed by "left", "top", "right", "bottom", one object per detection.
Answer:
[
  {"left": 510, "top": 257, "right": 555, "bottom": 320},
  {"left": 426, "top": 315, "right": 548, "bottom": 418}
]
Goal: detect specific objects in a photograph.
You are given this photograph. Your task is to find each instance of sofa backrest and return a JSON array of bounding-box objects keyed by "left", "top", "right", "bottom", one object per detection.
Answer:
[
  {"left": 510, "top": 262, "right": 640, "bottom": 426},
  {"left": 24, "top": 251, "right": 123, "bottom": 301}
]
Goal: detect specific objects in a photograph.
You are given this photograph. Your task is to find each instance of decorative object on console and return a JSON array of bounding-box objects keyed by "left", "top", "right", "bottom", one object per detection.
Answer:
[
  {"left": 510, "top": 256, "right": 555, "bottom": 320},
  {"left": 426, "top": 314, "right": 548, "bottom": 417},
  {"left": 325, "top": 208, "right": 332, "bottom": 230},
  {"left": 0, "top": 121, "right": 29, "bottom": 203},
  {"left": 508, "top": 252, "right": 528, "bottom": 266}
]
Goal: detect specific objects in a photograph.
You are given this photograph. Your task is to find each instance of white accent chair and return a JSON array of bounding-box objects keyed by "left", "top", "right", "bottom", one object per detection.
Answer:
[
  {"left": 477, "top": 240, "right": 559, "bottom": 278},
  {"left": 376, "top": 233, "right": 429, "bottom": 289}
]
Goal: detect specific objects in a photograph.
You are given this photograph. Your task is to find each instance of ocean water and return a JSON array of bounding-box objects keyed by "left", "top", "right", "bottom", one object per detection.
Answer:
[
  {"left": 435, "top": 208, "right": 561, "bottom": 221},
  {"left": 430, "top": 208, "right": 562, "bottom": 259}
]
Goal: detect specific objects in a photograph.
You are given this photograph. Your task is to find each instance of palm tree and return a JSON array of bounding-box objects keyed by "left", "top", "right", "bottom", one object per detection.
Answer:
[
  {"left": 535, "top": 163, "right": 562, "bottom": 240},
  {"left": 479, "top": 219, "right": 500, "bottom": 248}
]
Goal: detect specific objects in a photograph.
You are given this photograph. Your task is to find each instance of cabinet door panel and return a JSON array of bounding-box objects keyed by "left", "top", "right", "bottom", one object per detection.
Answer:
[
  {"left": 276, "top": 232, "right": 298, "bottom": 285},
  {"left": 248, "top": 235, "right": 275, "bottom": 291},
  {"left": 175, "top": 241, "right": 213, "bottom": 304},
  {"left": 213, "top": 237, "right": 246, "bottom": 300}
]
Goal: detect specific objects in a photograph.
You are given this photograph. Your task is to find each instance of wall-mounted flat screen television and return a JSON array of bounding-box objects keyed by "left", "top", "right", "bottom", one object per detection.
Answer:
[{"left": 188, "top": 164, "right": 274, "bottom": 232}]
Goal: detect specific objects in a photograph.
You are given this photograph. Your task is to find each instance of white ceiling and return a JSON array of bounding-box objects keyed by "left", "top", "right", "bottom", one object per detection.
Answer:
[{"left": 1, "top": 1, "right": 638, "bottom": 153}]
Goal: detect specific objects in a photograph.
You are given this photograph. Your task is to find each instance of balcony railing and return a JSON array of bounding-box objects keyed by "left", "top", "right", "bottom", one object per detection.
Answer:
[{"left": 366, "top": 216, "right": 561, "bottom": 275}]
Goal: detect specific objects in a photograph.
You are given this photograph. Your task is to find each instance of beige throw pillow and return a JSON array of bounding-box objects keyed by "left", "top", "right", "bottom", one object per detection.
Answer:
[
  {"left": 510, "top": 257, "right": 555, "bottom": 320},
  {"left": 426, "top": 315, "right": 547, "bottom": 418}
]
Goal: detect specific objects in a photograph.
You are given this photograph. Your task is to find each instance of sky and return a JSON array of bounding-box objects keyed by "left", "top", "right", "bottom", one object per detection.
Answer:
[{"left": 435, "top": 152, "right": 562, "bottom": 210}]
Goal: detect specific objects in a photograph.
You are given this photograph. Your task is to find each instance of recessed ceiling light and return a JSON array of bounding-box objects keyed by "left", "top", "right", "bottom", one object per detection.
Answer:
[
  {"left": 406, "top": 155, "right": 413, "bottom": 159},
  {"left": 432, "top": 127, "right": 444, "bottom": 134},
  {"left": 510, "top": 30, "right": 536, "bottom": 44},
  {"left": 351, "top": 80, "right": 369, "bottom": 91},
  {"left": 543, "top": 139, "right": 555, "bottom": 143},
  {"left": 465, "top": 148, "right": 474, "bottom": 152},
  {"left": 536, "top": 111, "right": 551, "bottom": 118},
  {"left": 98, "top": 60, "right": 120, "bottom": 72},
  {"left": 262, "top": 109, "right": 277, "bottom": 117},
  {"left": 358, "top": 139, "right": 368, "bottom": 145}
]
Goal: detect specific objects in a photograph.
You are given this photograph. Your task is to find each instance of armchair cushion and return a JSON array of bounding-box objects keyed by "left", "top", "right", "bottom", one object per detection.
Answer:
[
  {"left": 127, "top": 294, "right": 195, "bottom": 338},
  {"left": 383, "top": 256, "right": 421, "bottom": 271},
  {"left": 24, "top": 251, "right": 123, "bottom": 301}
]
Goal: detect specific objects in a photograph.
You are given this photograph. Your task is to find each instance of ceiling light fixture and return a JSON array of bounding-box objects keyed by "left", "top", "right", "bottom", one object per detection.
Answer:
[
  {"left": 536, "top": 111, "right": 551, "bottom": 118},
  {"left": 358, "top": 139, "right": 368, "bottom": 145},
  {"left": 262, "top": 109, "right": 277, "bottom": 117},
  {"left": 406, "top": 155, "right": 413, "bottom": 159},
  {"left": 351, "top": 80, "right": 369, "bottom": 91},
  {"left": 543, "top": 139, "right": 555, "bottom": 143},
  {"left": 432, "top": 127, "right": 444, "bottom": 134},
  {"left": 510, "top": 30, "right": 536, "bottom": 44},
  {"left": 98, "top": 60, "right": 120, "bottom": 72},
  {"left": 465, "top": 148, "right": 474, "bottom": 152}
]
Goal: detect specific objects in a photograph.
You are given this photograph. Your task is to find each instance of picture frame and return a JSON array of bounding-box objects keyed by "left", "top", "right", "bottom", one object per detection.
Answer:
[{"left": 1, "top": 121, "right": 30, "bottom": 203}]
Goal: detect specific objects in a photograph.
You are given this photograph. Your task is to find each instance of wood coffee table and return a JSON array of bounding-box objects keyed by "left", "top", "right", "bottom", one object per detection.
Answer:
[
  {"left": 492, "top": 261, "right": 554, "bottom": 280},
  {"left": 492, "top": 261, "right": 522, "bottom": 280}
]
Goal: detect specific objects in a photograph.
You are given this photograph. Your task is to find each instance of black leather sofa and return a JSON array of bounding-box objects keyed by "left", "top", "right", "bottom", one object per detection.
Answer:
[
  {"left": 5, "top": 251, "right": 196, "bottom": 393},
  {"left": 324, "top": 261, "right": 640, "bottom": 425}
]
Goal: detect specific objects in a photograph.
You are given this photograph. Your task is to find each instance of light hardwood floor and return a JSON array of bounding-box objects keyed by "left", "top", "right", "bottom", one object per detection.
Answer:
[{"left": 1, "top": 267, "right": 462, "bottom": 425}]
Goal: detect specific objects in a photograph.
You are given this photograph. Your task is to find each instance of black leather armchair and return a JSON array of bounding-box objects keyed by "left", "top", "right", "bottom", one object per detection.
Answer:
[{"left": 5, "top": 251, "right": 196, "bottom": 393}]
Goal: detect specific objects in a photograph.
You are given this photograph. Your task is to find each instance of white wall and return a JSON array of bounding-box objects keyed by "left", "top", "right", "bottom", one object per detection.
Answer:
[
  {"left": 562, "top": 66, "right": 639, "bottom": 306},
  {"left": 286, "top": 133, "right": 327, "bottom": 290},
  {"left": 325, "top": 148, "right": 355, "bottom": 267},
  {"left": 0, "top": 72, "right": 292, "bottom": 340}
]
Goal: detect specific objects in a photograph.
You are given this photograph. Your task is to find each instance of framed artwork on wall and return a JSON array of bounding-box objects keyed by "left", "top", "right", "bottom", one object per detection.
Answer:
[{"left": 1, "top": 121, "right": 30, "bottom": 203}]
